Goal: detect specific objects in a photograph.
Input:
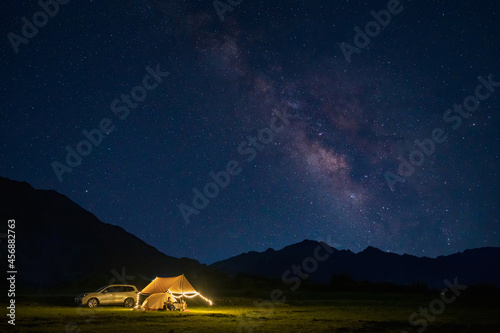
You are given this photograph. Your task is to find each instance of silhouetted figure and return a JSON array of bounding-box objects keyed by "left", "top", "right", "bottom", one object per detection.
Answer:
[{"left": 166, "top": 297, "right": 176, "bottom": 311}]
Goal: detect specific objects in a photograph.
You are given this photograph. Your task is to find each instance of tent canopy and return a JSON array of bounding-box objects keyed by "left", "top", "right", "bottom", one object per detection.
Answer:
[
  {"left": 140, "top": 274, "right": 213, "bottom": 306},
  {"left": 141, "top": 274, "right": 198, "bottom": 295}
]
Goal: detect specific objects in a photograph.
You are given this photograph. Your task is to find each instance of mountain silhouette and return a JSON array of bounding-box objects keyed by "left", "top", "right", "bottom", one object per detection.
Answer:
[
  {"left": 0, "top": 177, "right": 207, "bottom": 291},
  {"left": 1, "top": 176, "right": 498, "bottom": 292},
  {"left": 210, "top": 240, "right": 500, "bottom": 288}
]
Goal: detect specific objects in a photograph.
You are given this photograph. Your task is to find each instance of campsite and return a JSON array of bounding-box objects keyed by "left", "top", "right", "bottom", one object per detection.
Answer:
[
  {"left": 10, "top": 288, "right": 500, "bottom": 332},
  {"left": 8, "top": 266, "right": 500, "bottom": 333},
  {"left": 138, "top": 274, "right": 212, "bottom": 310}
]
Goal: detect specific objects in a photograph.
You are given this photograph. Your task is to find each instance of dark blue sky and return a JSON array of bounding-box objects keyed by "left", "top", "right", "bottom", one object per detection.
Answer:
[{"left": 1, "top": 0, "right": 499, "bottom": 263}]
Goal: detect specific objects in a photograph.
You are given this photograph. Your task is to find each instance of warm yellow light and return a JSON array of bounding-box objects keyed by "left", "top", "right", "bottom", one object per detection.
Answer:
[{"left": 167, "top": 290, "right": 213, "bottom": 306}]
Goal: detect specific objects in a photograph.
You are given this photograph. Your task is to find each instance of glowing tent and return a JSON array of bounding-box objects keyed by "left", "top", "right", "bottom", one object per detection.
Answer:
[
  {"left": 138, "top": 274, "right": 212, "bottom": 308},
  {"left": 141, "top": 292, "right": 175, "bottom": 310}
]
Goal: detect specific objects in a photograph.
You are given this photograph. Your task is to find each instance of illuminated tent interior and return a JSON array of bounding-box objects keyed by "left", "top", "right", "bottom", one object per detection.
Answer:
[
  {"left": 137, "top": 274, "right": 213, "bottom": 308},
  {"left": 141, "top": 292, "right": 175, "bottom": 310}
]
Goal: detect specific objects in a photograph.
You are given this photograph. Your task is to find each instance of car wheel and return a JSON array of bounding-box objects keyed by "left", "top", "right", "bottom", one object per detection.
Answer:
[
  {"left": 124, "top": 298, "right": 135, "bottom": 308},
  {"left": 87, "top": 298, "right": 99, "bottom": 308}
]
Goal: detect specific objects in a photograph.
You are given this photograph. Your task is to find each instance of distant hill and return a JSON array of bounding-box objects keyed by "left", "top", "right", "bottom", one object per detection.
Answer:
[
  {"left": 0, "top": 177, "right": 209, "bottom": 292},
  {"left": 210, "top": 240, "right": 500, "bottom": 288},
  {"left": 1, "top": 176, "right": 499, "bottom": 294}
]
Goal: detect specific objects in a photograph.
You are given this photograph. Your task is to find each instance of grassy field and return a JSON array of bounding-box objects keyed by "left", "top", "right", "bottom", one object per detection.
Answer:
[{"left": 3, "top": 292, "right": 500, "bottom": 332}]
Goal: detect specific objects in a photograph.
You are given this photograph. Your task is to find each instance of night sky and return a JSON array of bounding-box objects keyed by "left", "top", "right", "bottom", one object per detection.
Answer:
[{"left": 1, "top": 0, "right": 499, "bottom": 264}]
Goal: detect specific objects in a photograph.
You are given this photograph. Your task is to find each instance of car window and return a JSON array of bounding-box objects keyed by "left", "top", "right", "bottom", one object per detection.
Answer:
[
  {"left": 101, "top": 285, "right": 134, "bottom": 293},
  {"left": 113, "top": 286, "right": 125, "bottom": 292}
]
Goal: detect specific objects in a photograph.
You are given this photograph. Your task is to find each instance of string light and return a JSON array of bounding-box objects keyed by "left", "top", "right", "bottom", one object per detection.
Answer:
[
  {"left": 169, "top": 290, "right": 213, "bottom": 305},
  {"left": 135, "top": 291, "right": 214, "bottom": 308}
]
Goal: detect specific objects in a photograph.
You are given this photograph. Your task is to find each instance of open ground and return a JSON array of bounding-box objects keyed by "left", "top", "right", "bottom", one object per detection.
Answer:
[{"left": 4, "top": 291, "right": 500, "bottom": 332}]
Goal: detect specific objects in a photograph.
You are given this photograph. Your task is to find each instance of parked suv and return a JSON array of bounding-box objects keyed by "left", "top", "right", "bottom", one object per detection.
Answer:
[{"left": 75, "top": 284, "right": 138, "bottom": 308}]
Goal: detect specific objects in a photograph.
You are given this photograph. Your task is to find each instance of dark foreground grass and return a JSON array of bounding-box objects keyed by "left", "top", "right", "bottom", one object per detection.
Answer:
[{"left": 3, "top": 293, "right": 500, "bottom": 332}]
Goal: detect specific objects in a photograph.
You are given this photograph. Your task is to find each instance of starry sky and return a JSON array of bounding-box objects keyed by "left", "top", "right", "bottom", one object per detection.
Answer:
[{"left": 1, "top": 0, "right": 499, "bottom": 264}]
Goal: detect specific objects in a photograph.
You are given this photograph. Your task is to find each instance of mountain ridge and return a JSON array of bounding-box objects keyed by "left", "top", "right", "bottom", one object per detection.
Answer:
[
  {"left": 1, "top": 176, "right": 499, "bottom": 291},
  {"left": 210, "top": 239, "right": 500, "bottom": 288},
  {"left": 0, "top": 176, "right": 207, "bottom": 291}
]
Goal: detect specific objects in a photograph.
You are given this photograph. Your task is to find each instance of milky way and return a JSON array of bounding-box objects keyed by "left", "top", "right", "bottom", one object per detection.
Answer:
[{"left": 1, "top": 0, "right": 499, "bottom": 263}]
